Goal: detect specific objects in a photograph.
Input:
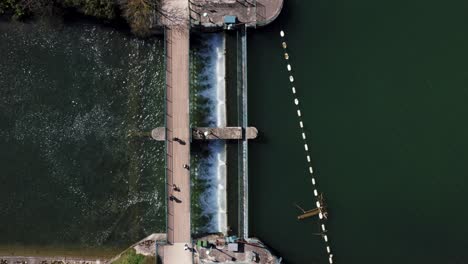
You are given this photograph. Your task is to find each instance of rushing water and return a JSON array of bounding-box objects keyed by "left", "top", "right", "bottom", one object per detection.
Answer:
[
  {"left": 0, "top": 20, "right": 165, "bottom": 254},
  {"left": 248, "top": 0, "right": 468, "bottom": 263},
  {"left": 190, "top": 33, "right": 228, "bottom": 235}
]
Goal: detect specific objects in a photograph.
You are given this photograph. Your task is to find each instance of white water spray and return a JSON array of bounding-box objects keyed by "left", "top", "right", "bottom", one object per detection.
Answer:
[{"left": 196, "top": 33, "right": 228, "bottom": 234}]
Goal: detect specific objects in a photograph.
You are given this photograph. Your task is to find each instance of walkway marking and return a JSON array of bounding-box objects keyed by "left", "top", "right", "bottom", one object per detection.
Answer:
[{"left": 280, "top": 29, "right": 336, "bottom": 263}]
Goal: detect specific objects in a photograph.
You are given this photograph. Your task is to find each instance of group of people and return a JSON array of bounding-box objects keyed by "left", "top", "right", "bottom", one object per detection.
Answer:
[
  {"left": 184, "top": 244, "right": 195, "bottom": 252},
  {"left": 168, "top": 136, "right": 190, "bottom": 204}
]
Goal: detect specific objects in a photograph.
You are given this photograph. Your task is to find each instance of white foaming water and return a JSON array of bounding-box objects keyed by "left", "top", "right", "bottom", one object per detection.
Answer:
[{"left": 197, "top": 33, "right": 228, "bottom": 234}]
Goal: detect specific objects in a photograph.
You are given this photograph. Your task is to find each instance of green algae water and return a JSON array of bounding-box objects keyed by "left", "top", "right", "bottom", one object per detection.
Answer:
[
  {"left": 0, "top": 20, "right": 165, "bottom": 255},
  {"left": 248, "top": 0, "right": 468, "bottom": 263}
]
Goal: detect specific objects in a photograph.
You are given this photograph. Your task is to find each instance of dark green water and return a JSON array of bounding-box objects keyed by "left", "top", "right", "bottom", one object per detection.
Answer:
[
  {"left": 2, "top": 0, "right": 468, "bottom": 261},
  {"left": 0, "top": 20, "right": 165, "bottom": 253},
  {"left": 249, "top": 0, "right": 468, "bottom": 263}
]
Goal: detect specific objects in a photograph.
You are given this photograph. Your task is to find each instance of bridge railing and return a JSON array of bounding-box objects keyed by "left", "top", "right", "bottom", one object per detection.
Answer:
[{"left": 165, "top": 27, "right": 175, "bottom": 245}]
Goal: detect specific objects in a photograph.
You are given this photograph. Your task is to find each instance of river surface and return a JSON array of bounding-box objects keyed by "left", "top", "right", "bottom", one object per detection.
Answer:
[
  {"left": 0, "top": 20, "right": 166, "bottom": 255},
  {"left": 248, "top": 0, "right": 468, "bottom": 263},
  {"left": 0, "top": 18, "right": 225, "bottom": 256},
  {"left": 2, "top": 0, "right": 468, "bottom": 262}
]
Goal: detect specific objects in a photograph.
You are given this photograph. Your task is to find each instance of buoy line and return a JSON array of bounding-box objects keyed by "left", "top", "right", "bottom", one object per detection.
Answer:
[{"left": 280, "top": 30, "right": 335, "bottom": 264}]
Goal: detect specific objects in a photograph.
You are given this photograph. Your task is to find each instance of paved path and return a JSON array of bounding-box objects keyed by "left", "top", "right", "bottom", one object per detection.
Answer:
[
  {"left": 165, "top": 26, "right": 191, "bottom": 245},
  {"left": 256, "top": 0, "right": 284, "bottom": 26},
  {"left": 162, "top": 0, "right": 192, "bottom": 262}
]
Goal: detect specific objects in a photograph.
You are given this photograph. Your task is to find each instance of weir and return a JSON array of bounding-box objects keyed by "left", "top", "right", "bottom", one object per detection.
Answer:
[{"left": 157, "top": 0, "right": 283, "bottom": 263}]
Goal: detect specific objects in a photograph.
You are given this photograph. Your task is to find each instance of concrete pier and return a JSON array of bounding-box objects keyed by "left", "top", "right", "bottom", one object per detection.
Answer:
[
  {"left": 189, "top": 0, "right": 284, "bottom": 28},
  {"left": 192, "top": 127, "right": 258, "bottom": 140},
  {"left": 151, "top": 127, "right": 258, "bottom": 141}
]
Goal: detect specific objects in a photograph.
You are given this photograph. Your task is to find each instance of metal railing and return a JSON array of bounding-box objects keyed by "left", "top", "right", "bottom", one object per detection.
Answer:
[{"left": 165, "top": 28, "right": 175, "bottom": 245}]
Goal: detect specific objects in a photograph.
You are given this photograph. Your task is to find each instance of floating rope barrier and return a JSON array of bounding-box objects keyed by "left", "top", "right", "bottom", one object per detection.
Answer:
[{"left": 280, "top": 30, "right": 336, "bottom": 264}]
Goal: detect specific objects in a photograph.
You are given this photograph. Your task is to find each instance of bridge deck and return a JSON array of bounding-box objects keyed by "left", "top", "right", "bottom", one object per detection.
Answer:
[{"left": 164, "top": 24, "right": 193, "bottom": 264}]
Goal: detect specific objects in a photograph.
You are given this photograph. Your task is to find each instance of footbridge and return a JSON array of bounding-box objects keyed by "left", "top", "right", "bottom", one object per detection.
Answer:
[{"left": 156, "top": 0, "right": 283, "bottom": 263}]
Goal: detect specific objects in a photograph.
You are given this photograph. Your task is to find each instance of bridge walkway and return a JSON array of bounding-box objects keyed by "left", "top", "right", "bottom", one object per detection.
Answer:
[{"left": 161, "top": 0, "right": 192, "bottom": 261}]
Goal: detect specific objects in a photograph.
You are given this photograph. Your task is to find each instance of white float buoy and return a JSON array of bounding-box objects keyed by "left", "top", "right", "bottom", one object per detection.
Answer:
[
  {"left": 294, "top": 98, "right": 299, "bottom": 105},
  {"left": 284, "top": 53, "right": 289, "bottom": 60},
  {"left": 302, "top": 132, "right": 306, "bottom": 139},
  {"left": 323, "top": 235, "right": 328, "bottom": 242},
  {"left": 329, "top": 257, "right": 333, "bottom": 264},
  {"left": 309, "top": 167, "right": 313, "bottom": 174},
  {"left": 312, "top": 178, "right": 316, "bottom": 185},
  {"left": 282, "top": 42, "right": 287, "bottom": 49},
  {"left": 299, "top": 121, "right": 303, "bottom": 128},
  {"left": 326, "top": 246, "right": 331, "bottom": 253},
  {"left": 313, "top": 189, "right": 318, "bottom": 196},
  {"left": 280, "top": 30, "right": 285, "bottom": 37},
  {"left": 292, "top": 87, "right": 296, "bottom": 94},
  {"left": 321, "top": 224, "right": 326, "bottom": 232},
  {"left": 304, "top": 144, "right": 308, "bottom": 151},
  {"left": 289, "top": 76, "right": 294, "bottom": 82},
  {"left": 297, "top": 110, "right": 301, "bottom": 117},
  {"left": 307, "top": 155, "right": 311, "bottom": 162},
  {"left": 316, "top": 201, "right": 321, "bottom": 208},
  {"left": 319, "top": 212, "right": 323, "bottom": 219},
  {"left": 287, "top": 64, "right": 292, "bottom": 71}
]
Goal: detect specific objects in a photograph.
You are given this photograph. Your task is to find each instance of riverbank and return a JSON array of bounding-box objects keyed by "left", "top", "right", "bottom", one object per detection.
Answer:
[
  {"left": 0, "top": 245, "right": 119, "bottom": 258},
  {"left": 0, "top": 256, "right": 107, "bottom": 264},
  {"left": 0, "top": 0, "right": 157, "bottom": 36}
]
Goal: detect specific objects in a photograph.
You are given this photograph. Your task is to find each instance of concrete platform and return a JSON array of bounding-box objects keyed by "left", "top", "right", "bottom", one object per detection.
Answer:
[
  {"left": 151, "top": 127, "right": 258, "bottom": 141},
  {"left": 189, "top": 0, "right": 283, "bottom": 28},
  {"left": 159, "top": 243, "right": 192, "bottom": 264},
  {"left": 192, "top": 127, "right": 258, "bottom": 140}
]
